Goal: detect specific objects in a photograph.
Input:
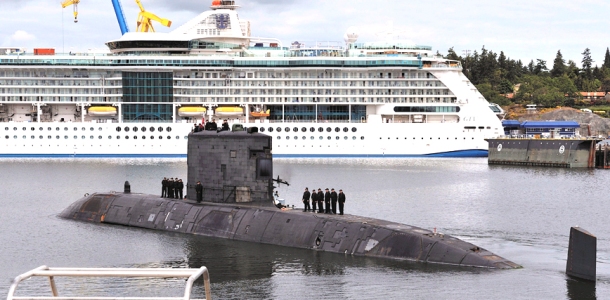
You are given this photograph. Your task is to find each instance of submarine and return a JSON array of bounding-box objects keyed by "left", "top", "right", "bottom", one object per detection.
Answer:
[{"left": 60, "top": 130, "right": 521, "bottom": 269}]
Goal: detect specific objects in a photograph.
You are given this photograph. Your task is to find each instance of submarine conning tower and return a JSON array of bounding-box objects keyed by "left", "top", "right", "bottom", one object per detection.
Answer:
[{"left": 187, "top": 130, "right": 273, "bottom": 206}]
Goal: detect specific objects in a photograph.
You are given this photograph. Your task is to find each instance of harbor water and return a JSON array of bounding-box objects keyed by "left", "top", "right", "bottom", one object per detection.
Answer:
[{"left": 1, "top": 158, "right": 609, "bottom": 299}]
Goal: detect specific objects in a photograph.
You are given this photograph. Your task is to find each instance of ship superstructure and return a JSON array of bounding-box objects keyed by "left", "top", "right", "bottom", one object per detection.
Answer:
[{"left": 0, "top": 0, "right": 502, "bottom": 157}]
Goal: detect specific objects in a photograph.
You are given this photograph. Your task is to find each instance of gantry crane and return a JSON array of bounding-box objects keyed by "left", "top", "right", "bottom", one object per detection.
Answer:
[
  {"left": 135, "top": 0, "right": 172, "bottom": 32},
  {"left": 61, "top": 0, "right": 81, "bottom": 23},
  {"left": 60, "top": 0, "right": 171, "bottom": 34}
]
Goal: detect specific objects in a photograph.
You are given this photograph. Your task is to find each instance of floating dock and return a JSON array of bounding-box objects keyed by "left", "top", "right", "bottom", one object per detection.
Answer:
[{"left": 487, "top": 138, "right": 601, "bottom": 168}]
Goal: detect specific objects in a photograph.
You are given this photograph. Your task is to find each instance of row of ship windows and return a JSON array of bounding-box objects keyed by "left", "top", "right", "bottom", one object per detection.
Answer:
[
  {"left": 259, "top": 127, "right": 358, "bottom": 133},
  {"left": 3, "top": 126, "right": 174, "bottom": 133},
  {"left": 5, "top": 135, "right": 187, "bottom": 140},
  {"left": 273, "top": 136, "right": 476, "bottom": 141}
]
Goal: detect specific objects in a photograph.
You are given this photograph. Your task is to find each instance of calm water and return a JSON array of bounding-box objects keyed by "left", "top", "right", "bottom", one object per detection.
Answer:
[{"left": 1, "top": 157, "right": 609, "bottom": 299}]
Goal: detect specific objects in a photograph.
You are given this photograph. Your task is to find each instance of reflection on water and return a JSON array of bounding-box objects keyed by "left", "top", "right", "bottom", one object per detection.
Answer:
[{"left": 566, "top": 277, "right": 597, "bottom": 300}]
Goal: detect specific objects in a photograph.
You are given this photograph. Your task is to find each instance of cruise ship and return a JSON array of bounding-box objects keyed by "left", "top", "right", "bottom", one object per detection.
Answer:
[{"left": 0, "top": 0, "right": 503, "bottom": 158}]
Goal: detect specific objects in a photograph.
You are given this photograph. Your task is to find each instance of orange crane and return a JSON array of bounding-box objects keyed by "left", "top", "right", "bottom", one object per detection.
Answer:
[
  {"left": 61, "top": 0, "right": 80, "bottom": 23},
  {"left": 135, "top": 0, "right": 172, "bottom": 32}
]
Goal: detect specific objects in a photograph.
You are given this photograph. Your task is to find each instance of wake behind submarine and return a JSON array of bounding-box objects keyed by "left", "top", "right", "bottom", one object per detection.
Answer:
[{"left": 60, "top": 130, "right": 520, "bottom": 269}]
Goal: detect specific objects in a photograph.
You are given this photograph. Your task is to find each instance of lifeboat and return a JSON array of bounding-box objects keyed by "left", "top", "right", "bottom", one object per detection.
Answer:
[
  {"left": 215, "top": 106, "right": 243, "bottom": 117},
  {"left": 88, "top": 106, "right": 117, "bottom": 117},
  {"left": 250, "top": 109, "right": 270, "bottom": 118},
  {"left": 178, "top": 107, "right": 207, "bottom": 117}
]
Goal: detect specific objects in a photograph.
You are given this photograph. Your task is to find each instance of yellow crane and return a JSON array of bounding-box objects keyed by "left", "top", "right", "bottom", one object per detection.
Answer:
[
  {"left": 61, "top": 0, "right": 81, "bottom": 23},
  {"left": 135, "top": 0, "right": 172, "bottom": 32}
]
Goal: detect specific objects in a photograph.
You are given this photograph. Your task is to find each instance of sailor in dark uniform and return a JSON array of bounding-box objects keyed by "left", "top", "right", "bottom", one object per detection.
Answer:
[
  {"left": 311, "top": 187, "right": 317, "bottom": 212},
  {"left": 161, "top": 177, "right": 167, "bottom": 197},
  {"left": 338, "top": 189, "right": 346, "bottom": 215},
  {"left": 195, "top": 181, "right": 203, "bottom": 203},
  {"left": 324, "top": 188, "right": 331, "bottom": 214},
  {"left": 177, "top": 179, "right": 184, "bottom": 199},
  {"left": 169, "top": 178, "right": 175, "bottom": 199},
  {"left": 330, "top": 188, "right": 338, "bottom": 214},
  {"left": 317, "top": 188, "right": 324, "bottom": 213},
  {"left": 302, "top": 187, "right": 311, "bottom": 212}
]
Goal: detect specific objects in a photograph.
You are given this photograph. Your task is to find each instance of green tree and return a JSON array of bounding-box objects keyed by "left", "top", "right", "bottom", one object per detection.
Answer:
[
  {"left": 445, "top": 47, "right": 460, "bottom": 60},
  {"left": 534, "top": 59, "right": 548, "bottom": 75},
  {"left": 581, "top": 48, "right": 593, "bottom": 80},
  {"left": 603, "top": 47, "right": 610, "bottom": 69},
  {"left": 550, "top": 50, "right": 566, "bottom": 77}
]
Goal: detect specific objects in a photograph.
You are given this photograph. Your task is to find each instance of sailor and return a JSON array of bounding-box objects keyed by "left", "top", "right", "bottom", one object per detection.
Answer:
[
  {"left": 205, "top": 119, "right": 218, "bottom": 131},
  {"left": 169, "top": 178, "right": 175, "bottom": 199},
  {"left": 324, "top": 188, "right": 331, "bottom": 214},
  {"left": 311, "top": 187, "right": 317, "bottom": 212},
  {"left": 161, "top": 177, "right": 167, "bottom": 198},
  {"left": 338, "top": 189, "right": 346, "bottom": 215},
  {"left": 177, "top": 179, "right": 184, "bottom": 199},
  {"left": 330, "top": 188, "right": 338, "bottom": 214},
  {"left": 302, "top": 187, "right": 311, "bottom": 212},
  {"left": 195, "top": 181, "right": 203, "bottom": 203},
  {"left": 193, "top": 124, "right": 199, "bottom": 133},
  {"left": 317, "top": 188, "right": 324, "bottom": 213},
  {"left": 221, "top": 119, "right": 230, "bottom": 131}
]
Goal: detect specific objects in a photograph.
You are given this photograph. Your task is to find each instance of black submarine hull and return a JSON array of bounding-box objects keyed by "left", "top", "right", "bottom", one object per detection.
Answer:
[{"left": 59, "top": 192, "right": 521, "bottom": 269}]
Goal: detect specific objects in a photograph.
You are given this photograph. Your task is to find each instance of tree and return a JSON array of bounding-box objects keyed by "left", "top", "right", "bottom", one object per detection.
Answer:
[
  {"left": 534, "top": 59, "right": 548, "bottom": 75},
  {"left": 445, "top": 47, "right": 460, "bottom": 60},
  {"left": 527, "top": 60, "right": 535, "bottom": 74},
  {"left": 550, "top": 50, "right": 566, "bottom": 77},
  {"left": 581, "top": 48, "right": 593, "bottom": 80},
  {"left": 603, "top": 47, "right": 610, "bottom": 69}
]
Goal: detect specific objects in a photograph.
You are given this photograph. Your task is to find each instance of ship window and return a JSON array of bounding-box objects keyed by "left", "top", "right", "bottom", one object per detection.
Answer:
[
  {"left": 294, "top": 127, "right": 299, "bottom": 132},
  {"left": 159, "top": 136, "right": 163, "bottom": 140},
  {"left": 90, "top": 135, "right": 94, "bottom": 139},
  {"left": 134, "top": 136, "right": 138, "bottom": 140},
  {"left": 81, "top": 127, "right": 86, "bottom": 131},
  {"left": 327, "top": 136, "right": 331, "bottom": 140},
  {"left": 116, "top": 127, "right": 122, "bottom": 132},
  {"left": 158, "top": 127, "right": 164, "bottom": 132},
  {"left": 40, "top": 127, "right": 44, "bottom": 131},
  {"left": 302, "top": 127, "right": 307, "bottom": 132},
  {"left": 352, "top": 136, "right": 356, "bottom": 140},
  {"left": 318, "top": 127, "right": 323, "bottom": 132},
  {"left": 56, "top": 135, "right": 59, "bottom": 139},
  {"left": 81, "top": 136, "right": 85, "bottom": 139},
  {"left": 167, "top": 136, "right": 171, "bottom": 139},
  {"left": 343, "top": 127, "right": 348, "bottom": 132},
  {"left": 150, "top": 127, "right": 155, "bottom": 132},
  {"left": 310, "top": 127, "right": 315, "bottom": 132},
  {"left": 47, "top": 127, "right": 51, "bottom": 131},
  {"left": 125, "top": 136, "right": 129, "bottom": 140},
  {"left": 108, "top": 136, "right": 112, "bottom": 139},
  {"left": 336, "top": 136, "right": 340, "bottom": 140},
  {"left": 478, "top": 126, "right": 484, "bottom": 129},
  {"left": 13, "top": 127, "right": 17, "bottom": 131},
  {"left": 285, "top": 127, "right": 290, "bottom": 132},
  {"left": 56, "top": 127, "right": 60, "bottom": 131},
  {"left": 335, "top": 127, "right": 340, "bottom": 132},
  {"left": 277, "top": 136, "right": 281, "bottom": 140},
  {"left": 294, "top": 136, "right": 298, "bottom": 140},
  {"left": 125, "top": 127, "right": 130, "bottom": 132},
  {"left": 268, "top": 127, "right": 274, "bottom": 132},
  {"left": 31, "top": 127, "right": 35, "bottom": 131},
  {"left": 361, "top": 136, "right": 365, "bottom": 140},
  {"left": 319, "top": 136, "right": 323, "bottom": 140},
  {"left": 166, "top": 127, "right": 172, "bottom": 132},
  {"left": 302, "top": 136, "right": 306, "bottom": 140},
  {"left": 344, "top": 136, "right": 348, "bottom": 140},
  {"left": 286, "top": 136, "right": 290, "bottom": 140},
  {"left": 487, "top": 126, "right": 491, "bottom": 129},
  {"left": 64, "top": 127, "right": 68, "bottom": 131},
  {"left": 31, "top": 135, "right": 35, "bottom": 139},
  {"left": 73, "top": 136, "right": 77, "bottom": 139},
  {"left": 259, "top": 127, "right": 266, "bottom": 132},
  {"left": 310, "top": 136, "right": 314, "bottom": 140},
  {"left": 64, "top": 136, "right": 68, "bottom": 139},
  {"left": 14, "top": 135, "right": 18, "bottom": 139},
  {"left": 326, "top": 127, "right": 331, "bottom": 132},
  {"left": 142, "top": 127, "right": 147, "bottom": 132},
  {"left": 23, "top": 127, "right": 27, "bottom": 131},
  {"left": 176, "top": 136, "right": 180, "bottom": 139},
  {"left": 4, "top": 127, "right": 8, "bottom": 131},
  {"left": 142, "top": 136, "right": 146, "bottom": 140},
  {"left": 151, "top": 136, "right": 154, "bottom": 140},
  {"left": 277, "top": 127, "right": 282, "bottom": 132},
  {"left": 74, "top": 127, "right": 77, "bottom": 131},
  {"left": 117, "top": 136, "right": 120, "bottom": 140},
  {"left": 89, "top": 127, "right": 94, "bottom": 131},
  {"left": 133, "top": 127, "right": 138, "bottom": 132}
]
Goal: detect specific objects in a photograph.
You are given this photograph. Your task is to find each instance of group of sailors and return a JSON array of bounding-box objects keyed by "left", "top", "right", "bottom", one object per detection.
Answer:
[
  {"left": 161, "top": 177, "right": 184, "bottom": 199},
  {"left": 302, "top": 187, "right": 346, "bottom": 215},
  {"left": 193, "top": 119, "right": 231, "bottom": 133}
]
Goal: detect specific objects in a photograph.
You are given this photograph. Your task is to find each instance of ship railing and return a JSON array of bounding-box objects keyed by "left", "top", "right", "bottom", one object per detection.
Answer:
[{"left": 7, "top": 266, "right": 212, "bottom": 300}]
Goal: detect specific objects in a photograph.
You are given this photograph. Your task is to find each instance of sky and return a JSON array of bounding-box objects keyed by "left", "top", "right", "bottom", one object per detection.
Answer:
[{"left": 2, "top": 0, "right": 610, "bottom": 67}]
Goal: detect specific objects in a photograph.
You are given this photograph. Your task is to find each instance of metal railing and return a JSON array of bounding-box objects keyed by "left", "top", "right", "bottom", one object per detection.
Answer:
[{"left": 7, "top": 266, "right": 212, "bottom": 300}]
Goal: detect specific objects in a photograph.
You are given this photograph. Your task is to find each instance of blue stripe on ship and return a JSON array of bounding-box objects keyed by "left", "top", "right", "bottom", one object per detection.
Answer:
[{"left": 0, "top": 150, "right": 487, "bottom": 158}]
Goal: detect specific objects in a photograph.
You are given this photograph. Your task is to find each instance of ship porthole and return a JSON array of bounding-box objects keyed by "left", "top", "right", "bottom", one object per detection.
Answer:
[{"left": 315, "top": 237, "right": 321, "bottom": 247}]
